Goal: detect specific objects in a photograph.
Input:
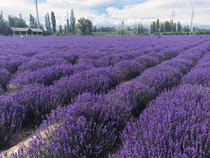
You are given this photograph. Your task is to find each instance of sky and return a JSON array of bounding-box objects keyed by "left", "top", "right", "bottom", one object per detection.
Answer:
[{"left": 0, "top": 0, "right": 210, "bottom": 28}]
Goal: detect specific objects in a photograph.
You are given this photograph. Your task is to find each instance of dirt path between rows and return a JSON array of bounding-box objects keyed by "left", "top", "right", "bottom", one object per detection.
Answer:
[{"left": 0, "top": 128, "right": 36, "bottom": 157}]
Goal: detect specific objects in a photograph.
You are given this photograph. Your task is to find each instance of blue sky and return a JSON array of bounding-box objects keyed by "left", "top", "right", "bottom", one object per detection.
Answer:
[{"left": 0, "top": 0, "right": 210, "bottom": 28}]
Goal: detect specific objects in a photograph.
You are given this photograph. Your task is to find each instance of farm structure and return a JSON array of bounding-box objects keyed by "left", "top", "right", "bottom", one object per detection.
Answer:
[{"left": 9, "top": 27, "right": 43, "bottom": 36}]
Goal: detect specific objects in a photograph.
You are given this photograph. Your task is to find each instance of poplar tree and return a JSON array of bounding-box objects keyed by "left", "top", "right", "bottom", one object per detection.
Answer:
[
  {"left": 51, "top": 11, "right": 56, "bottom": 33},
  {"left": 45, "top": 13, "right": 51, "bottom": 31},
  {"left": 70, "top": 9, "right": 76, "bottom": 34},
  {"left": 59, "top": 24, "right": 63, "bottom": 34}
]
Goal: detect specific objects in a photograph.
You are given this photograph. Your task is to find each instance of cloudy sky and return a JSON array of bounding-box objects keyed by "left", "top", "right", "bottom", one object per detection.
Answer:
[{"left": 0, "top": 0, "right": 210, "bottom": 27}]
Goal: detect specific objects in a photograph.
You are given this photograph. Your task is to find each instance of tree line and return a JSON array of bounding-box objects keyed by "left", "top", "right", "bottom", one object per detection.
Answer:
[
  {"left": 0, "top": 10, "right": 93, "bottom": 35},
  {"left": 0, "top": 10, "right": 210, "bottom": 36}
]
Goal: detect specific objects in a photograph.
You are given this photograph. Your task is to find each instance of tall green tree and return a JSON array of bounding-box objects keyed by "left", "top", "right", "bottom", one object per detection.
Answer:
[
  {"left": 77, "top": 18, "right": 92, "bottom": 35},
  {"left": 150, "top": 21, "right": 157, "bottom": 34},
  {"left": 51, "top": 11, "right": 56, "bottom": 33},
  {"left": 64, "top": 25, "right": 67, "bottom": 33},
  {"left": 70, "top": 9, "right": 76, "bottom": 34},
  {"left": 137, "top": 23, "right": 145, "bottom": 35},
  {"left": 8, "top": 16, "right": 27, "bottom": 27},
  {"left": 177, "top": 22, "right": 182, "bottom": 32},
  {"left": 93, "top": 26, "right": 97, "bottom": 32},
  {"left": 157, "top": 19, "right": 160, "bottom": 32},
  {"left": 137, "top": 23, "right": 140, "bottom": 35},
  {"left": 67, "top": 19, "right": 70, "bottom": 33},
  {"left": 133, "top": 24, "right": 138, "bottom": 35},
  {"left": 170, "top": 20, "right": 174, "bottom": 32},
  {"left": 45, "top": 13, "right": 51, "bottom": 31},
  {"left": 59, "top": 24, "right": 63, "bottom": 34},
  {"left": 8, "top": 15, "right": 15, "bottom": 27},
  {"left": 0, "top": 11, "right": 3, "bottom": 20},
  {"left": 160, "top": 22, "right": 164, "bottom": 32},
  {"left": 173, "top": 23, "right": 176, "bottom": 32},
  {"left": 118, "top": 20, "right": 125, "bottom": 35},
  {"left": 0, "top": 12, "right": 9, "bottom": 35},
  {"left": 164, "top": 21, "right": 171, "bottom": 32},
  {"left": 29, "top": 14, "right": 37, "bottom": 28}
]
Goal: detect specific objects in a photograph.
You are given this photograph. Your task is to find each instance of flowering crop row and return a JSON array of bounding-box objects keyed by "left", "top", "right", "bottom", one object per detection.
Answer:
[
  {"left": 5, "top": 36, "right": 193, "bottom": 129},
  {"left": 181, "top": 52, "right": 210, "bottom": 87},
  {"left": 0, "top": 36, "right": 209, "bottom": 157},
  {"left": 112, "top": 84, "right": 210, "bottom": 158},
  {"left": 8, "top": 40, "right": 210, "bottom": 157},
  {"left": 10, "top": 38, "right": 187, "bottom": 88},
  {"left": 108, "top": 42, "right": 209, "bottom": 116}
]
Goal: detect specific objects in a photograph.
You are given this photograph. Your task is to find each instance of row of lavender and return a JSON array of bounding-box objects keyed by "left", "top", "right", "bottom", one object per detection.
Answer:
[
  {"left": 112, "top": 84, "right": 209, "bottom": 158},
  {"left": 112, "top": 52, "right": 210, "bottom": 158},
  {"left": 1, "top": 36, "right": 194, "bottom": 146},
  {"left": 7, "top": 39, "right": 210, "bottom": 157},
  {"left": 0, "top": 36, "right": 204, "bottom": 92},
  {"left": 0, "top": 36, "right": 176, "bottom": 91},
  {"left": 182, "top": 52, "right": 210, "bottom": 87},
  {"left": 8, "top": 40, "right": 197, "bottom": 91}
]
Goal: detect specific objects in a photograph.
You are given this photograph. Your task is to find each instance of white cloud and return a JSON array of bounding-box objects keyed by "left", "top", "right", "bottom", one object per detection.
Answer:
[{"left": 0, "top": 0, "right": 209, "bottom": 27}]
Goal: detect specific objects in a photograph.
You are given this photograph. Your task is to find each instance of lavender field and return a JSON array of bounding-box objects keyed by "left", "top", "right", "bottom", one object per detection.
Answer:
[{"left": 0, "top": 35, "right": 209, "bottom": 158}]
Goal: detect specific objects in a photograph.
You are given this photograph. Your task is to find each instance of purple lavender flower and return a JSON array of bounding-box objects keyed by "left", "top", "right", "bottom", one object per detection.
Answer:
[
  {"left": 0, "top": 96, "right": 24, "bottom": 146},
  {"left": 15, "top": 93, "right": 131, "bottom": 157},
  {"left": 111, "top": 84, "right": 210, "bottom": 158},
  {"left": 0, "top": 68, "right": 11, "bottom": 91}
]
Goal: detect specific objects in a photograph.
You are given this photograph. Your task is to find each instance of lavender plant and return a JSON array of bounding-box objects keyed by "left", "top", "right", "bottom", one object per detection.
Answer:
[
  {"left": 53, "top": 67, "right": 123, "bottom": 105},
  {"left": 11, "top": 84, "right": 60, "bottom": 125},
  {"left": 115, "top": 60, "right": 144, "bottom": 80},
  {"left": 13, "top": 93, "right": 131, "bottom": 157},
  {"left": 182, "top": 52, "right": 210, "bottom": 87},
  {"left": 111, "top": 84, "right": 210, "bottom": 158},
  {"left": 12, "top": 64, "right": 74, "bottom": 86},
  {"left": 0, "top": 97, "right": 24, "bottom": 146},
  {"left": 0, "top": 68, "right": 11, "bottom": 91}
]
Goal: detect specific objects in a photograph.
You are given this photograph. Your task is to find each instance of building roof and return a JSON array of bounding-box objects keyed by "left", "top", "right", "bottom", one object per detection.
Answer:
[
  {"left": 10, "top": 27, "right": 43, "bottom": 33},
  {"left": 29, "top": 28, "right": 43, "bottom": 32},
  {"left": 10, "top": 27, "right": 29, "bottom": 32}
]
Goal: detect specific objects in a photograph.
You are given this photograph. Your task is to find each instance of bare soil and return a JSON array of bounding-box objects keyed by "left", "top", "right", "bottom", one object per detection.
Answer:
[{"left": 0, "top": 127, "right": 36, "bottom": 157}]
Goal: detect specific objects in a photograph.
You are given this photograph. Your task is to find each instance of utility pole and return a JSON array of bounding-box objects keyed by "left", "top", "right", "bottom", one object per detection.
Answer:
[
  {"left": 189, "top": 7, "right": 194, "bottom": 36},
  {"left": 171, "top": 10, "right": 175, "bottom": 22},
  {"left": 35, "top": 0, "right": 40, "bottom": 28},
  {"left": 171, "top": 10, "right": 175, "bottom": 32}
]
